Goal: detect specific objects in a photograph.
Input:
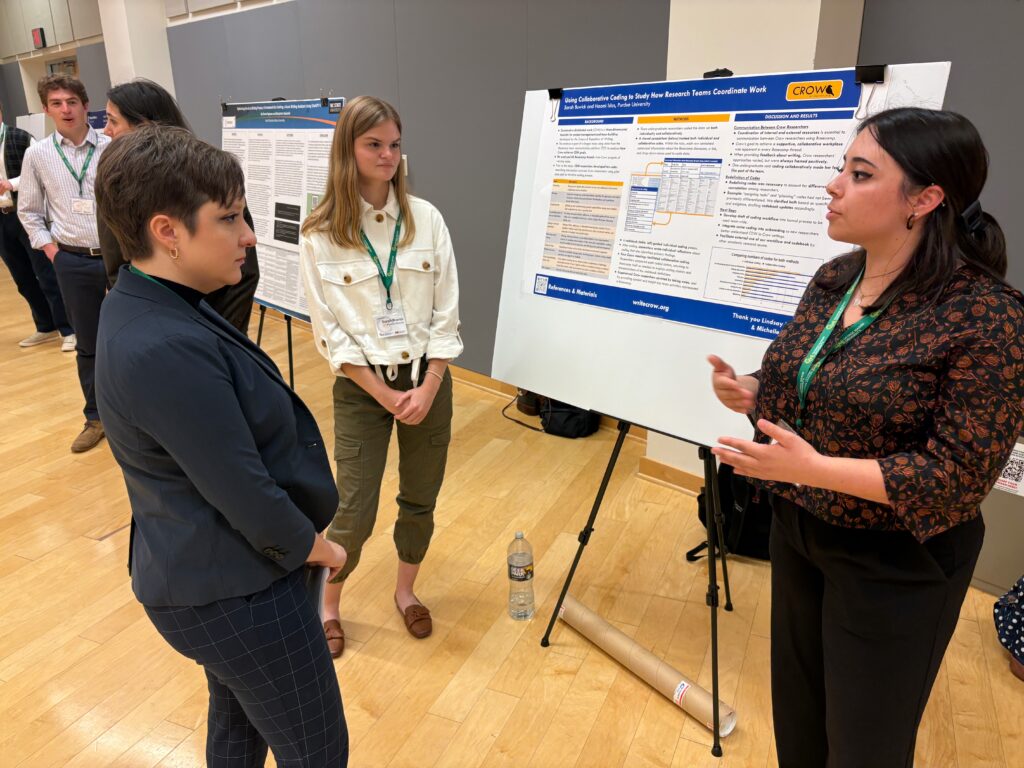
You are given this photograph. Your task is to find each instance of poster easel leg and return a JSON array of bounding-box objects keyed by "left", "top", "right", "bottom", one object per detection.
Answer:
[
  {"left": 699, "top": 445, "right": 725, "bottom": 757},
  {"left": 708, "top": 455, "right": 734, "bottom": 612},
  {"left": 285, "top": 315, "right": 295, "bottom": 388},
  {"left": 255, "top": 305, "right": 267, "bottom": 346},
  {"left": 541, "top": 419, "right": 631, "bottom": 647}
]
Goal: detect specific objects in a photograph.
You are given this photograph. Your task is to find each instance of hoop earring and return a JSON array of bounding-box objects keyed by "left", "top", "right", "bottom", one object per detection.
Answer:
[
  {"left": 905, "top": 213, "right": 915, "bottom": 230},
  {"left": 169, "top": 247, "right": 179, "bottom": 260}
]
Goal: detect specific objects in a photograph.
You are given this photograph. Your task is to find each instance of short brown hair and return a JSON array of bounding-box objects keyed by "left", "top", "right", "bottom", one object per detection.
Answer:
[
  {"left": 37, "top": 75, "right": 88, "bottom": 106},
  {"left": 95, "top": 124, "right": 246, "bottom": 261}
]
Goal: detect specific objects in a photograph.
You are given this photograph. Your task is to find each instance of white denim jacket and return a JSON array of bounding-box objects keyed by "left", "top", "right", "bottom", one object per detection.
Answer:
[{"left": 300, "top": 187, "right": 462, "bottom": 379}]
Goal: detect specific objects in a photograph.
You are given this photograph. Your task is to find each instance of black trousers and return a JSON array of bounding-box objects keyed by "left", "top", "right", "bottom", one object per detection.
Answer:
[
  {"left": 770, "top": 496, "right": 983, "bottom": 768},
  {"left": 146, "top": 568, "right": 348, "bottom": 767},
  {"left": 52, "top": 250, "right": 107, "bottom": 420},
  {"left": 0, "top": 210, "right": 71, "bottom": 335}
]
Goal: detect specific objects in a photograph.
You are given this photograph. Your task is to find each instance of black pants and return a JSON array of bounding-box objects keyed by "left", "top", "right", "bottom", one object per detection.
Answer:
[
  {"left": 52, "top": 250, "right": 106, "bottom": 420},
  {"left": 770, "top": 496, "right": 983, "bottom": 768},
  {"left": 146, "top": 568, "right": 348, "bottom": 767},
  {"left": 0, "top": 210, "right": 71, "bottom": 335}
]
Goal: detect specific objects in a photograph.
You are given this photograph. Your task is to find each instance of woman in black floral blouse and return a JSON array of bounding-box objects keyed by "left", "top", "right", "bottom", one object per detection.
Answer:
[{"left": 709, "top": 107, "right": 1024, "bottom": 768}]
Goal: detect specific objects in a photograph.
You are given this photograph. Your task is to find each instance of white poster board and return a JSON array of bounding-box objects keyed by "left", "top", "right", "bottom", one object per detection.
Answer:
[
  {"left": 492, "top": 64, "right": 950, "bottom": 447},
  {"left": 221, "top": 97, "right": 345, "bottom": 321}
]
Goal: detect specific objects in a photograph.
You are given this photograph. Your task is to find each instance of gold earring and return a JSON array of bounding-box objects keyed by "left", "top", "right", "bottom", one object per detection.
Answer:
[
  {"left": 905, "top": 213, "right": 915, "bottom": 230},
  {"left": 169, "top": 247, "right": 179, "bottom": 260}
]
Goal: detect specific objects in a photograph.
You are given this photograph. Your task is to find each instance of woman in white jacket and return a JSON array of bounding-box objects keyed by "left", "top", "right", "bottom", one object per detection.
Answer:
[{"left": 300, "top": 96, "right": 462, "bottom": 657}]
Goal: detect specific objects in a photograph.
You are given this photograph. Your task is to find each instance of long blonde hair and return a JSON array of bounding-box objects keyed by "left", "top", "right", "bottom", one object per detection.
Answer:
[{"left": 302, "top": 95, "right": 415, "bottom": 248}]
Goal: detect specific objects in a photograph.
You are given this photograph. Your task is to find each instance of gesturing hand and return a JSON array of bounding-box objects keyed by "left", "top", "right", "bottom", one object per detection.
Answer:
[
  {"left": 708, "top": 354, "right": 757, "bottom": 414},
  {"left": 713, "top": 419, "right": 823, "bottom": 486}
]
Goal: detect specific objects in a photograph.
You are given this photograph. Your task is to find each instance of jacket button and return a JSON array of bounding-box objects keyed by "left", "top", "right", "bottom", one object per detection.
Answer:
[
  {"left": 401, "top": 351, "right": 410, "bottom": 360},
  {"left": 343, "top": 275, "right": 351, "bottom": 284},
  {"left": 262, "top": 547, "right": 275, "bottom": 556},
  {"left": 375, "top": 213, "right": 384, "bottom": 223},
  {"left": 422, "top": 261, "right": 431, "bottom": 270}
]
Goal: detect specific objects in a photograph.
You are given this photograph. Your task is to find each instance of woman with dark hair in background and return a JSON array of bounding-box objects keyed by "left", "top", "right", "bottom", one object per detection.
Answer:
[
  {"left": 709, "top": 107, "right": 1024, "bottom": 767},
  {"left": 99, "top": 78, "right": 260, "bottom": 333}
]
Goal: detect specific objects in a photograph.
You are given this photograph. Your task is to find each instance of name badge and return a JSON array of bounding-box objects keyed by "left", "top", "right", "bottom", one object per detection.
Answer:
[
  {"left": 375, "top": 308, "right": 408, "bottom": 338},
  {"left": 71, "top": 197, "right": 95, "bottom": 215}
]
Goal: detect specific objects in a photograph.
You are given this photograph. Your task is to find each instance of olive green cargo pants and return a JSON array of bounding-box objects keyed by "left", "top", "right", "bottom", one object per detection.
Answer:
[{"left": 326, "top": 365, "right": 452, "bottom": 582}]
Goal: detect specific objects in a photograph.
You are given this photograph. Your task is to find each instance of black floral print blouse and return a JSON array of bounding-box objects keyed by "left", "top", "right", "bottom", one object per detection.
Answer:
[{"left": 752, "top": 255, "right": 1024, "bottom": 542}]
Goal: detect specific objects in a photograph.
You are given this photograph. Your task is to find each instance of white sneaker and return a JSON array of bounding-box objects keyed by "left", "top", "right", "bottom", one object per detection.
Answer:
[
  {"left": 18, "top": 330, "right": 59, "bottom": 347},
  {"left": 61, "top": 334, "right": 77, "bottom": 353}
]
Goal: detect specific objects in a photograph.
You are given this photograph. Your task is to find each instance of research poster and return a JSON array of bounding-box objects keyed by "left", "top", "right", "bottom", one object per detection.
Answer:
[
  {"left": 222, "top": 97, "right": 344, "bottom": 320},
  {"left": 524, "top": 68, "right": 944, "bottom": 339}
]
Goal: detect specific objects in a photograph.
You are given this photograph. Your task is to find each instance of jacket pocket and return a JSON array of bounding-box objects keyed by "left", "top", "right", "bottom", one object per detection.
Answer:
[
  {"left": 395, "top": 249, "right": 436, "bottom": 325},
  {"left": 317, "top": 261, "right": 381, "bottom": 334}
]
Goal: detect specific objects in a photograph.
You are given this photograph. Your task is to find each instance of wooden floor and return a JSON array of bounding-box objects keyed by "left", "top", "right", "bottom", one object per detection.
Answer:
[{"left": 0, "top": 268, "right": 1020, "bottom": 768}]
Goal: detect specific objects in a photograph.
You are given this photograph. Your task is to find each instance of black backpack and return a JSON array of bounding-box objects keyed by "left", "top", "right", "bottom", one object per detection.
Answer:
[
  {"left": 687, "top": 463, "right": 772, "bottom": 561},
  {"left": 539, "top": 398, "right": 601, "bottom": 439}
]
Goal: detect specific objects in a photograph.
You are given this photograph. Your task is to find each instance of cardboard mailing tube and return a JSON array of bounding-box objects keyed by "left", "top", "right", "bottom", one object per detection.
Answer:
[{"left": 559, "top": 594, "right": 737, "bottom": 736}]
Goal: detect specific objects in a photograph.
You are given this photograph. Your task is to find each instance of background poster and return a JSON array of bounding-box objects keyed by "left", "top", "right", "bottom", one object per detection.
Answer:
[{"left": 222, "top": 97, "right": 344, "bottom": 321}]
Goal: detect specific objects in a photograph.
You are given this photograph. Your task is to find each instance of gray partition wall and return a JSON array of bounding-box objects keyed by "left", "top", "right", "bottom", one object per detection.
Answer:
[
  {"left": 859, "top": 0, "right": 1024, "bottom": 291},
  {"left": 0, "top": 69, "right": 8, "bottom": 122},
  {"left": 76, "top": 41, "right": 112, "bottom": 108},
  {"left": 860, "top": 0, "right": 1024, "bottom": 594},
  {"left": 0, "top": 61, "right": 27, "bottom": 120},
  {"left": 167, "top": 0, "right": 671, "bottom": 374}
]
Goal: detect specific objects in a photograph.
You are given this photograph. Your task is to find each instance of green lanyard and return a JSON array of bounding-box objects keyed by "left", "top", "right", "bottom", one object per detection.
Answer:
[
  {"left": 52, "top": 132, "right": 95, "bottom": 196},
  {"left": 360, "top": 213, "right": 402, "bottom": 310},
  {"left": 795, "top": 269, "right": 892, "bottom": 427}
]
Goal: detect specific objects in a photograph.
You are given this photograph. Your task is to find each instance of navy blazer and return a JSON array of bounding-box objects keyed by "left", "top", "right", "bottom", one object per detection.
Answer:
[{"left": 96, "top": 266, "right": 338, "bottom": 606}]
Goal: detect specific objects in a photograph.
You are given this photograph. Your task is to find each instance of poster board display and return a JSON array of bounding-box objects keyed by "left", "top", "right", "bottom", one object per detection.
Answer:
[
  {"left": 222, "top": 97, "right": 345, "bottom": 321},
  {"left": 492, "top": 64, "right": 950, "bottom": 446}
]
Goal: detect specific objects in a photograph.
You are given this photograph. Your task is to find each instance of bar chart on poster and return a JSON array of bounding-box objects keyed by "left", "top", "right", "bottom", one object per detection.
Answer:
[{"left": 493, "top": 63, "right": 950, "bottom": 447}]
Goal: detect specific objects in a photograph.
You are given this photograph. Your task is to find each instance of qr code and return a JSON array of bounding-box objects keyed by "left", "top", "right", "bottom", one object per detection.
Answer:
[
  {"left": 1002, "top": 456, "right": 1024, "bottom": 483},
  {"left": 534, "top": 275, "right": 549, "bottom": 295}
]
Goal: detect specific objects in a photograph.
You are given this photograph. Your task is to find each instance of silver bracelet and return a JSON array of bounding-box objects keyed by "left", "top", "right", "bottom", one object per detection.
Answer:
[{"left": 425, "top": 369, "right": 444, "bottom": 383}]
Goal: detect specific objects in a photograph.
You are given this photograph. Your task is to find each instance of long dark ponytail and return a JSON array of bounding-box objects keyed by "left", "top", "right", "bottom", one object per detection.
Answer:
[{"left": 818, "top": 107, "right": 1007, "bottom": 308}]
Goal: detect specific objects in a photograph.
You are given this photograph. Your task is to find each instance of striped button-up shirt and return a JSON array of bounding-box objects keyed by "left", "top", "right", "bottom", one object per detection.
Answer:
[{"left": 17, "top": 126, "right": 109, "bottom": 249}]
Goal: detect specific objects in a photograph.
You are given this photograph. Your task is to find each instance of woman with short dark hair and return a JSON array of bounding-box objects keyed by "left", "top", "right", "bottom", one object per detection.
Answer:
[
  {"left": 709, "top": 107, "right": 1024, "bottom": 767},
  {"left": 98, "top": 78, "right": 260, "bottom": 333},
  {"left": 95, "top": 124, "right": 348, "bottom": 767}
]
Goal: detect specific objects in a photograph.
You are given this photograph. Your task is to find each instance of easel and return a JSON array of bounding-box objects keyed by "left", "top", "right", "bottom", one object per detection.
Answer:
[
  {"left": 540, "top": 419, "right": 734, "bottom": 758},
  {"left": 540, "top": 65, "right": 742, "bottom": 757},
  {"left": 254, "top": 302, "right": 297, "bottom": 389}
]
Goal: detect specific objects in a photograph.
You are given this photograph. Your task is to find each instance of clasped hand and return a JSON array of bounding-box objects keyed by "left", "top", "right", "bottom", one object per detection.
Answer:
[{"left": 382, "top": 380, "right": 438, "bottom": 425}]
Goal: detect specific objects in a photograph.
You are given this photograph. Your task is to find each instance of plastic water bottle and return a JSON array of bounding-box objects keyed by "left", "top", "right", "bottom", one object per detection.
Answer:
[{"left": 508, "top": 531, "right": 535, "bottom": 620}]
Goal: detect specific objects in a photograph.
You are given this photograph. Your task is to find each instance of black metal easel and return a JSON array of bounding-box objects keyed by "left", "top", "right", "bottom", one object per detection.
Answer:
[
  {"left": 255, "top": 303, "right": 296, "bottom": 388},
  {"left": 540, "top": 419, "right": 734, "bottom": 757}
]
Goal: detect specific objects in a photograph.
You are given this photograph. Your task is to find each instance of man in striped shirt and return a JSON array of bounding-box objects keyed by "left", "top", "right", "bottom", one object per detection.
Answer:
[
  {"left": 18, "top": 75, "right": 110, "bottom": 453},
  {"left": 1, "top": 100, "right": 73, "bottom": 350}
]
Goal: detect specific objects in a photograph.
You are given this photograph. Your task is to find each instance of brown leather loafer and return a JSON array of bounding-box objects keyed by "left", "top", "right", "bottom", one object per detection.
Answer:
[
  {"left": 71, "top": 420, "right": 105, "bottom": 453},
  {"left": 324, "top": 620, "right": 345, "bottom": 658},
  {"left": 395, "top": 596, "right": 432, "bottom": 638},
  {"left": 1012, "top": 655, "right": 1024, "bottom": 683}
]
